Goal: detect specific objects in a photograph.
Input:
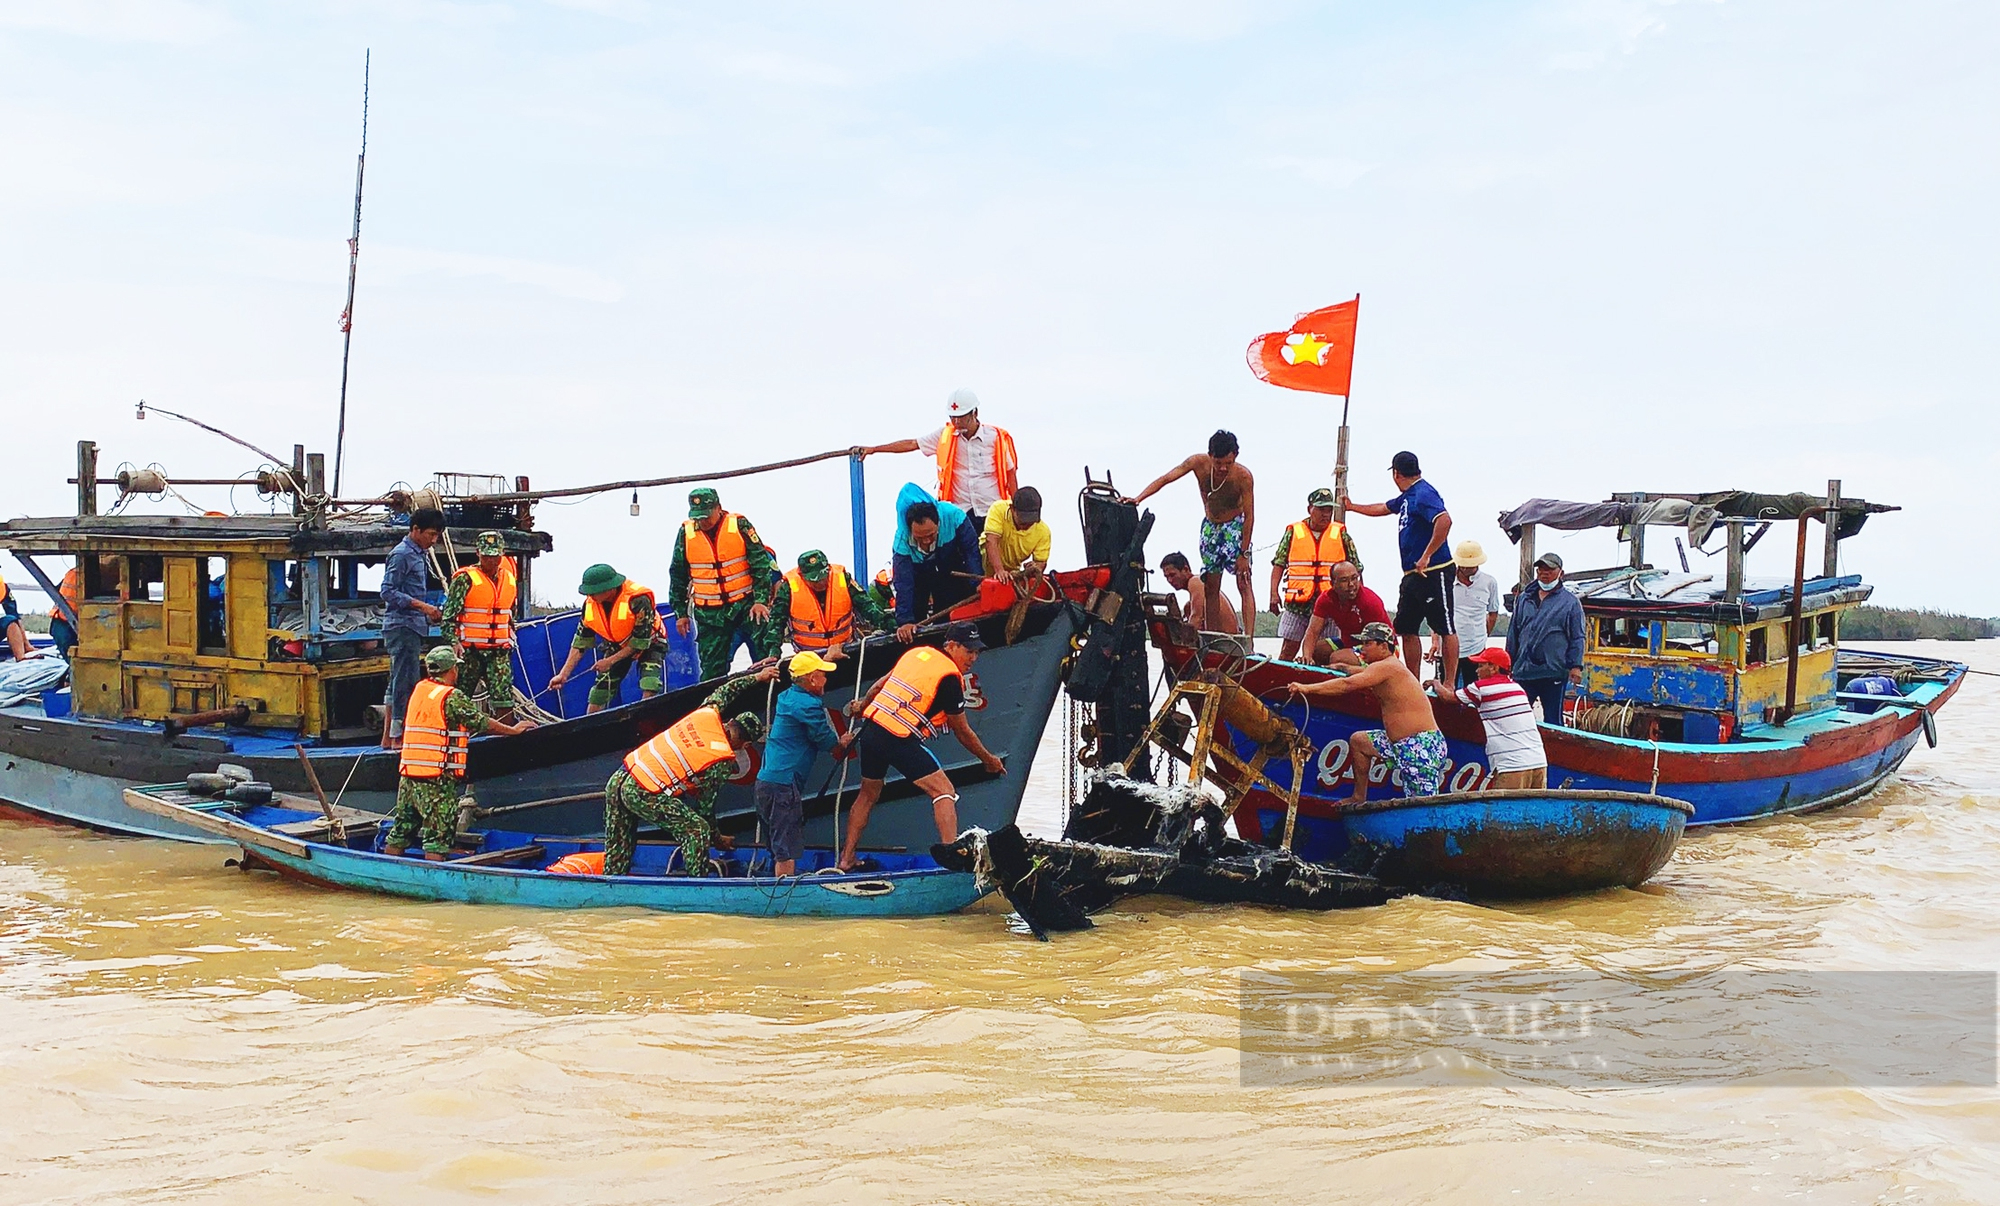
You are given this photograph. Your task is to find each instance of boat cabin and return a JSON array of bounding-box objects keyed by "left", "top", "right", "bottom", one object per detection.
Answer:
[
  {"left": 0, "top": 440, "right": 548, "bottom": 742},
  {"left": 1498, "top": 483, "right": 1895, "bottom": 743}
]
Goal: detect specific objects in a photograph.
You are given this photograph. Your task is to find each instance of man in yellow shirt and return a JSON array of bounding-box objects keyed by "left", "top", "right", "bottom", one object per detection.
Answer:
[{"left": 981, "top": 486, "right": 1052, "bottom": 580}]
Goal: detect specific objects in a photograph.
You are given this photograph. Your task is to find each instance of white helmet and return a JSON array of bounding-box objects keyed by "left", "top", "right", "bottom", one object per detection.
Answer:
[{"left": 945, "top": 388, "right": 980, "bottom": 417}]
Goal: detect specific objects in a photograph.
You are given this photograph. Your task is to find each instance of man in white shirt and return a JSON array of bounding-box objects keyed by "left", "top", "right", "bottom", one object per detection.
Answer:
[
  {"left": 1432, "top": 647, "right": 1547, "bottom": 790},
  {"left": 858, "top": 389, "right": 1019, "bottom": 528},
  {"left": 1449, "top": 539, "right": 1503, "bottom": 688}
]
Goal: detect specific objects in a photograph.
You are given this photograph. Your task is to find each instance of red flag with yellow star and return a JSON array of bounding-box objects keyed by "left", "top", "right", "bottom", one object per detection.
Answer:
[{"left": 1246, "top": 298, "right": 1359, "bottom": 395}]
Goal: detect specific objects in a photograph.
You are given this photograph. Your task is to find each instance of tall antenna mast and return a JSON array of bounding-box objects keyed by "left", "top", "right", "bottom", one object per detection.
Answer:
[{"left": 332, "top": 49, "right": 370, "bottom": 498}]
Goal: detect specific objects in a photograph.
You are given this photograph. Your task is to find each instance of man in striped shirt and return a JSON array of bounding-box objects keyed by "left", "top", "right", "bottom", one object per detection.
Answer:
[{"left": 1436, "top": 648, "right": 1547, "bottom": 789}]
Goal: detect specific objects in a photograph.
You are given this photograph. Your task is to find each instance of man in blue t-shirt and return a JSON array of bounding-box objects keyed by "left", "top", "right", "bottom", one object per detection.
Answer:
[{"left": 1345, "top": 450, "right": 1458, "bottom": 686}]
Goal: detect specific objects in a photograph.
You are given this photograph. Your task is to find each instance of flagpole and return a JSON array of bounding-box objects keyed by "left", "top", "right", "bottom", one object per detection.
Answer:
[{"left": 1333, "top": 293, "right": 1358, "bottom": 522}]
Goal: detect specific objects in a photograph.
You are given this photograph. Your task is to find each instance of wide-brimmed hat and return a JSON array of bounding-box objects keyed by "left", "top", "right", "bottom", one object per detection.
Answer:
[
  {"left": 475, "top": 531, "right": 506, "bottom": 556},
  {"left": 789, "top": 651, "right": 838, "bottom": 677},
  {"left": 1454, "top": 539, "right": 1487, "bottom": 567},
  {"left": 687, "top": 487, "right": 720, "bottom": 518},
  {"left": 578, "top": 563, "right": 626, "bottom": 596},
  {"left": 424, "top": 645, "right": 460, "bottom": 673},
  {"left": 796, "top": 549, "right": 832, "bottom": 582}
]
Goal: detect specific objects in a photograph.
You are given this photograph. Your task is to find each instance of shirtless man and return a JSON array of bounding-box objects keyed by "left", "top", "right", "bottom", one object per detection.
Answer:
[
  {"left": 1160, "top": 552, "right": 1239, "bottom": 634},
  {"left": 1129, "top": 430, "right": 1255, "bottom": 636},
  {"left": 1282, "top": 621, "right": 1448, "bottom": 805}
]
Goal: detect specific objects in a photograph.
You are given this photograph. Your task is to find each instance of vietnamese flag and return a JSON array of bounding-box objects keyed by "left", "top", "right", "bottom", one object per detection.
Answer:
[{"left": 1246, "top": 297, "right": 1359, "bottom": 396}]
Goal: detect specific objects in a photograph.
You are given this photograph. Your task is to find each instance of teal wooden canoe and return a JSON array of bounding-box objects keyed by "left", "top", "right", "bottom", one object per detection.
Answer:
[{"left": 123, "top": 784, "right": 991, "bottom": 919}]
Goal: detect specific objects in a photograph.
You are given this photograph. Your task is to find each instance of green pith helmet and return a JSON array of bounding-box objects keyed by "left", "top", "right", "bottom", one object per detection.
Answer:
[
  {"left": 730, "top": 712, "right": 766, "bottom": 743},
  {"left": 475, "top": 531, "right": 505, "bottom": 556},
  {"left": 687, "top": 487, "right": 720, "bottom": 519},
  {"left": 424, "top": 645, "right": 460, "bottom": 673},
  {"left": 578, "top": 563, "right": 627, "bottom": 596},
  {"left": 796, "top": 549, "right": 831, "bottom": 582}
]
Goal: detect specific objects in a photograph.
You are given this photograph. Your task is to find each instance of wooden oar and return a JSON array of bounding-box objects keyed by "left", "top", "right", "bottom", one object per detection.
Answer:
[{"left": 292, "top": 744, "right": 347, "bottom": 844}]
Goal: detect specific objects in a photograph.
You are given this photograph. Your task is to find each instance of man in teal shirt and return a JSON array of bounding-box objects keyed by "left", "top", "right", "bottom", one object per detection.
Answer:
[{"left": 753, "top": 650, "right": 854, "bottom": 875}]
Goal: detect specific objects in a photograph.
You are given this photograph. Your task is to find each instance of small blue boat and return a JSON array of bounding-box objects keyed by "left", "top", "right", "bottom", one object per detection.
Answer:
[
  {"left": 1329, "top": 789, "right": 1692, "bottom": 899},
  {"left": 123, "top": 784, "right": 991, "bottom": 919}
]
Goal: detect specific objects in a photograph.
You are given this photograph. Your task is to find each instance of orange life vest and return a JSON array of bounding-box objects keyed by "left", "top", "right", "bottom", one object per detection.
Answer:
[
  {"left": 935, "top": 424, "right": 1019, "bottom": 507},
  {"left": 0, "top": 573, "right": 8, "bottom": 606},
  {"left": 623, "top": 706, "right": 736, "bottom": 796},
  {"left": 399, "top": 680, "right": 471, "bottom": 779},
  {"left": 785, "top": 566, "right": 854, "bottom": 651},
  {"left": 454, "top": 559, "right": 518, "bottom": 648},
  {"left": 683, "top": 514, "right": 754, "bottom": 608},
  {"left": 56, "top": 567, "right": 80, "bottom": 617},
  {"left": 862, "top": 646, "right": 961, "bottom": 740},
  {"left": 1282, "top": 520, "right": 1350, "bottom": 606},
  {"left": 582, "top": 581, "right": 654, "bottom": 645}
]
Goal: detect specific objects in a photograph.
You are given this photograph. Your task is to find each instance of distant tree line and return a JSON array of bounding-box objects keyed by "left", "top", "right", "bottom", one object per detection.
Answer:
[{"left": 1841, "top": 606, "right": 2000, "bottom": 641}]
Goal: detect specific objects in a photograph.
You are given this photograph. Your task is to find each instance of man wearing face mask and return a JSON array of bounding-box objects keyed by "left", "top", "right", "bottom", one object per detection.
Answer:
[{"left": 1505, "top": 551, "right": 1586, "bottom": 725}]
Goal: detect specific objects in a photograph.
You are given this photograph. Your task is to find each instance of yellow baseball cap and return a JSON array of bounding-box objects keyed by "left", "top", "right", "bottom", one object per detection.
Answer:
[{"left": 788, "top": 651, "right": 838, "bottom": 677}]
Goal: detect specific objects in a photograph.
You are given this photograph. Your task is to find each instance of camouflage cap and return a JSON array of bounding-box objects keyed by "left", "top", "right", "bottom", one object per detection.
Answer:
[
  {"left": 1356, "top": 621, "right": 1396, "bottom": 646},
  {"left": 475, "top": 530, "right": 505, "bottom": 556},
  {"left": 728, "top": 711, "right": 766, "bottom": 744},
  {"left": 796, "top": 549, "right": 831, "bottom": 582},
  {"left": 424, "top": 645, "right": 460, "bottom": 673},
  {"left": 687, "top": 487, "right": 720, "bottom": 518},
  {"left": 1306, "top": 487, "right": 1336, "bottom": 508}
]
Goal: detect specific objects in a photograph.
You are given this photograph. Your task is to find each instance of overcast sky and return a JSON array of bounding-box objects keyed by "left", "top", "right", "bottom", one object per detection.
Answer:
[{"left": 2, "top": 1, "right": 1992, "bottom": 610}]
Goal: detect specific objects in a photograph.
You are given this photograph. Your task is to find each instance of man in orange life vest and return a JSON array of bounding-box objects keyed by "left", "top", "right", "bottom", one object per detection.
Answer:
[
  {"left": 835, "top": 622, "right": 1005, "bottom": 872},
  {"left": 440, "top": 531, "right": 520, "bottom": 720},
  {"left": 1267, "top": 488, "right": 1362, "bottom": 662},
  {"left": 602, "top": 668, "right": 770, "bottom": 877},
  {"left": 385, "top": 646, "right": 537, "bottom": 859},
  {"left": 767, "top": 549, "right": 891, "bottom": 657},
  {"left": 670, "top": 487, "right": 779, "bottom": 681},
  {"left": 857, "top": 388, "right": 1020, "bottom": 528},
  {"left": 548, "top": 563, "right": 666, "bottom": 713}
]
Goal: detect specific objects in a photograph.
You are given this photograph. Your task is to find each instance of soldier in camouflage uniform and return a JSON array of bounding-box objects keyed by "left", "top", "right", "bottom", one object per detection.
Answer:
[
  {"left": 767, "top": 549, "right": 893, "bottom": 655},
  {"left": 670, "top": 486, "right": 780, "bottom": 681},
  {"left": 439, "top": 531, "right": 520, "bottom": 719},
  {"left": 548, "top": 563, "right": 668, "bottom": 712},
  {"left": 385, "top": 646, "right": 537, "bottom": 858},
  {"left": 602, "top": 670, "right": 771, "bottom": 876}
]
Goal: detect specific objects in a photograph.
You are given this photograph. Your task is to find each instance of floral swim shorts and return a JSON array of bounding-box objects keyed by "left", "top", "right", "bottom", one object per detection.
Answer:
[
  {"left": 1198, "top": 516, "right": 1247, "bottom": 577},
  {"left": 1356, "top": 728, "right": 1449, "bottom": 797}
]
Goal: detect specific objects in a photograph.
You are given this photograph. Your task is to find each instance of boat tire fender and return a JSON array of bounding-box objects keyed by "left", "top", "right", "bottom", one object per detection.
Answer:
[{"left": 1922, "top": 710, "right": 1938, "bottom": 749}]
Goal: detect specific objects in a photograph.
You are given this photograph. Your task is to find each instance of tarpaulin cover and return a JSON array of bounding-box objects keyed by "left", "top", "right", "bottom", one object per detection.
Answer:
[{"left": 1499, "top": 493, "right": 1893, "bottom": 546}]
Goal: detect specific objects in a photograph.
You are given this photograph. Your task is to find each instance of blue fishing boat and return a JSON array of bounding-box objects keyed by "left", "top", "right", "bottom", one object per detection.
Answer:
[
  {"left": 0, "top": 439, "right": 1086, "bottom": 855},
  {"left": 122, "top": 782, "right": 991, "bottom": 918},
  {"left": 1148, "top": 482, "right": 1968, "bottom": 847},
  {"left": 1334, "top": 789, "right": 1690, "bottom": 898}
]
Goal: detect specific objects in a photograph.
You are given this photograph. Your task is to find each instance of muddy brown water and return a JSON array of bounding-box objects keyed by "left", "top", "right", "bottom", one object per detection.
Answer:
[{"left": 3, "top": 640, "right": 1996, "bottom": 1204}]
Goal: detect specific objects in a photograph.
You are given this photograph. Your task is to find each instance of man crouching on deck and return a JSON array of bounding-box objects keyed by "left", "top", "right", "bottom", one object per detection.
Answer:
[
  {"left": 602, "top": 667, "right": 772, "bottom": 877},
  {"left": 1283, "top": 621, "right": 1448, "bottom": 804},
  {"left": 835, "top": 622, "right": 1005, "bottom": 871}
]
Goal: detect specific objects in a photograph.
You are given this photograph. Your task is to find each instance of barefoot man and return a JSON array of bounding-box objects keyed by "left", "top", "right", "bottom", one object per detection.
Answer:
[
  {"left": 1283, "top": 621, "right": 1449, "bottom": 805},
  {"left": 1129, "top": 430, "right": 1255, "bottom": 636}
]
